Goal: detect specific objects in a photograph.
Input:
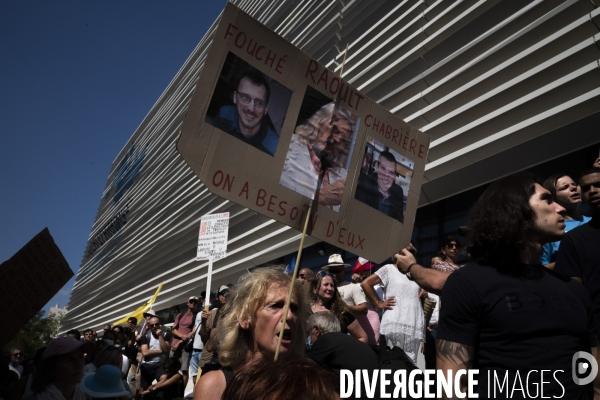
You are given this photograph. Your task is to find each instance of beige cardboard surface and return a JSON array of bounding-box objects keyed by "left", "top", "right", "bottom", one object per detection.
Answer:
[
  {"left": 177, "top": 3, "right": 430, "bottom": 263},
  {"left": 0, "top": 228, "right": 73, "bottom": 348}
]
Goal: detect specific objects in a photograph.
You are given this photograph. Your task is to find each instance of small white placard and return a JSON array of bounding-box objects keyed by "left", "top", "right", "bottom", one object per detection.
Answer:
[{"left": 196, "top": 212, "right": 229, "bottom": 261}]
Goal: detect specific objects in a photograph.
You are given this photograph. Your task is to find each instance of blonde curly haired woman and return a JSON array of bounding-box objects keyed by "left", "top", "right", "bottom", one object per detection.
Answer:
[{"left": 194, "top": 267, "right": 308, "bottom": 400}]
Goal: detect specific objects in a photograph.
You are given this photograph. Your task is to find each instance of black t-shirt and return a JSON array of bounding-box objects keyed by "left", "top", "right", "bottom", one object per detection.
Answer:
[
  {"left": 306, "top": 332, "right": 378, "bottom": 374},
  {"left": 307, "top": 307, "right": 355, "bottom": 334},
  {"left": 438, "top": 262, "right": 597, "bottom": 399},
  {"left": 155, "top": 372, "right": 183, "bottom": 400},
  {"left": 555, "top": 220, "right": 600, "bottom": 336},
  {"left": 340, "top": 311, "right": 355, "bottom": 334}
]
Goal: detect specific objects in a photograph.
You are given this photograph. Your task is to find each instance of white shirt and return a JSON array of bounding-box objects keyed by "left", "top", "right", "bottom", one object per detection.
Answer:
[
  {"left": 121, "top": 354, "right": 129, "bottom": 375},
  {"left": 192, "top": 313, "right": 204, "bottom": 350},
  {"left": 9, "top": 363, "right": 23, "bottom": 378},
  {"left": 337, "top": 281, "right": 366, "bottom": 307}
]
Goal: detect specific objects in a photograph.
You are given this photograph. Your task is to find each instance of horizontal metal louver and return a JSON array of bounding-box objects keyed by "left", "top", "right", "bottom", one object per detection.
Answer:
[{"left": 62, "top": 0, "right": 600, "bottom": 332}]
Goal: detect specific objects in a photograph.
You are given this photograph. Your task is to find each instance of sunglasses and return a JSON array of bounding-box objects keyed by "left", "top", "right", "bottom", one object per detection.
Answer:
[
  {"left": 316, "top": 271, "right": 336, "bottom": 281},
  {"left": 148, "top": 323, "right": 161, "bottom": 328},
  {"left": 446, "top": 243, "right": 461, "bottom": 249},
  {"left": 189, "top": 300, "right": 198, "bottom": 304},
  {"left": 219, "top": 291, "right": 230, "bottom": 296},
  {"left": 298, "top": 273, "right": 312, "bottom": 279},
  {"left": 12, "top": 353, "right": 22, "bottom": 357}
]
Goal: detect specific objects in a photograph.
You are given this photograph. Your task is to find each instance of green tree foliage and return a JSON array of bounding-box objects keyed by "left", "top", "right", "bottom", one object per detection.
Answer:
[{"left": 3, "top": 311, "right": 63, "bottom": 356}]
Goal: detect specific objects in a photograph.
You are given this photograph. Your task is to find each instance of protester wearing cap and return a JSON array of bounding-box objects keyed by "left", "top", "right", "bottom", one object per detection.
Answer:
[
  {"left": 25, "top": 337, "right": 95, "bottom": 400},
  {"left": 78, "top": 365, "right": 130, "bottom": 399},
  {"left": 170, "top": 296, "right": 198, "bottom": 388},
  {"left": 135, "top": 308, "right": 156, "bottom": 345},
  {"left": 198, "top": 285, "right": 231, "bottom": 378},
  {"left": 322, "top": 254, "right": 368, "bottom": 317}
]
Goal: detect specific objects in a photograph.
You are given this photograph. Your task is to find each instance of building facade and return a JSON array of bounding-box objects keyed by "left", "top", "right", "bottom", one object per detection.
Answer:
[{"left": 62, "top": 0, "right": 600, "bottom": 332}]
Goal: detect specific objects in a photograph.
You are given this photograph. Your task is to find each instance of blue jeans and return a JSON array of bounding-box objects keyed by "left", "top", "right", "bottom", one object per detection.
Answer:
[{"left": 189, "top": 350, "right": 202, "bottom": 377}]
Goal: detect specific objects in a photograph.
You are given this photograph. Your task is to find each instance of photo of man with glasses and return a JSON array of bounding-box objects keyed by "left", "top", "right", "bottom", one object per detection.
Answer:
[
  {"left": 355, "top": 149, "right": 405, "bottom": 223},
  {"left": 210, "top": 65, "right": 282, "bottom": 156}
]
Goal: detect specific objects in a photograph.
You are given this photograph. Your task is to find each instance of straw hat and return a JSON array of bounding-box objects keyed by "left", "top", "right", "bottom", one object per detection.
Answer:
[{"left": 321, "top": 254, "right": 350, "bottom": 271}]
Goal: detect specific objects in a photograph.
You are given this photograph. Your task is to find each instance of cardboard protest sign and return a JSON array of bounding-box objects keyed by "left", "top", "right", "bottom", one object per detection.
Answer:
[
  {"left": 196, "top": 212, "right": 229, "bottom": 261},
  {"left": 0, "top": 228, "right": 73, "bottom": 348},
  {"left": 177, "top": 3, "right": 430, "bottom": 262}
]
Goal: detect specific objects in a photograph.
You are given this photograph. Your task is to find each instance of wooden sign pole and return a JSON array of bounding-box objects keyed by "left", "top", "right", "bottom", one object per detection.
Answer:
[
  {"left": 205, "top": 256, "right": 213, "bottom": 312},
  {"left": 274, "top": 44, "right": 350, "bottom": 361},
  {"left": 274, "top": 201, "right": 312, "bottom": 361}
]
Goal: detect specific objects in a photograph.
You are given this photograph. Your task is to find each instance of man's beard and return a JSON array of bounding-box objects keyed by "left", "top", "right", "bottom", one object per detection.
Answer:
[{"left": 312, "top": 140, "right": 340, "bottom": 170}]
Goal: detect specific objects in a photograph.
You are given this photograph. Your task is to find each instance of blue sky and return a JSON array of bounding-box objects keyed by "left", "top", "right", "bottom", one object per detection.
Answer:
[{"left": 0, "top": 1, "right": 225, "bottom": 316}]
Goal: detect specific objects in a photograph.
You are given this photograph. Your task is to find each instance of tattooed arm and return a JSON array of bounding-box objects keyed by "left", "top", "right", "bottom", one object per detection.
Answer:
[{"left": 436, "top": 339, "right": 475, "bottom": 399}]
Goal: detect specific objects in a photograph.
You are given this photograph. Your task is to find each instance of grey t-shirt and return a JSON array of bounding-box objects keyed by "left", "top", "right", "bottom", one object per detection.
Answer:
[{"left": 140, "top": 332, "right": 166, "bottom": 364}]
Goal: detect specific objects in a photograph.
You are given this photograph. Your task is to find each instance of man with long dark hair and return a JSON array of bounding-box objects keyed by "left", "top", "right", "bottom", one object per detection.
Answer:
[
  {"left": 395, "top": 173, "right": 597, "bottom": 399},
  {"left": 541, "top": 172, "right": 590, "bottom": 269}
]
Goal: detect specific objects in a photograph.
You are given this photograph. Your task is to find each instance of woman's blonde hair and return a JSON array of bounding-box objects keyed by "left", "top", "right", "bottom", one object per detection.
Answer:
[{"left": 218, "top": 267, "right": 308, "bottom": 369}]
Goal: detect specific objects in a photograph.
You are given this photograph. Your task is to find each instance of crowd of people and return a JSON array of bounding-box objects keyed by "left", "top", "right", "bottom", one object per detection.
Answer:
[{"left": 2, "top": 159, "right": 599, "bottom": 399}]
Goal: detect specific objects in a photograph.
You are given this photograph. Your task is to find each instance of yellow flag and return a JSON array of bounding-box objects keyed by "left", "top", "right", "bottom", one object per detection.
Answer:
[{"left": 113, "top": 282, "right": 164, "bottom": 326}]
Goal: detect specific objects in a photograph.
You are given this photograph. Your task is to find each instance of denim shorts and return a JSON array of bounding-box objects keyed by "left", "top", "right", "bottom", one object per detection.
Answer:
[{"left": 189, "top": 350, "right": 202, "bottom": 377}]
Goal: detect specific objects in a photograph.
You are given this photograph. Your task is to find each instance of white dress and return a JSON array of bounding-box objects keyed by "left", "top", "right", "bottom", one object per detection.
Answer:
[{"left": 376, "top": 264, "right": 424, "bottom": 365}]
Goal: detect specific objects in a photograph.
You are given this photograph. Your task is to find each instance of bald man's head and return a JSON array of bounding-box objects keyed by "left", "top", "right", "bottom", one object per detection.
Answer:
[{"left": 297, "top": 268, "right": 314, "bottom": 284}]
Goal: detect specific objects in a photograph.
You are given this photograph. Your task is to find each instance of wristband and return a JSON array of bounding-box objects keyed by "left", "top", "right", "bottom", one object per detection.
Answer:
[{"left": 406, "top": 263, "right": 417, "bottom": 280}]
